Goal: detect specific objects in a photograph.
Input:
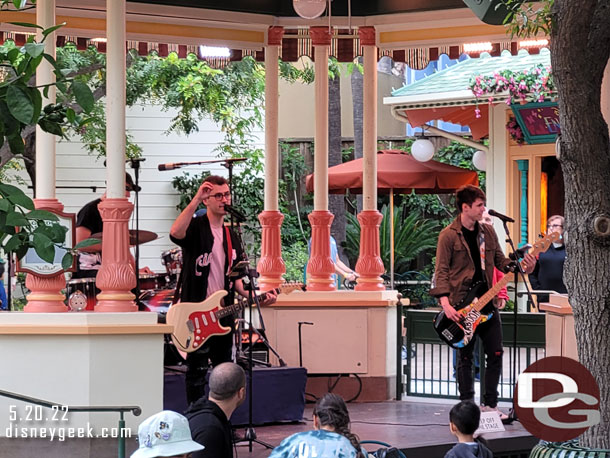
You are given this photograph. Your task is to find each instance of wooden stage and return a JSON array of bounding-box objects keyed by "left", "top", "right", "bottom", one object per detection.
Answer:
[{"left": 235, "top": 399, "right": 538, "bottom": 458}]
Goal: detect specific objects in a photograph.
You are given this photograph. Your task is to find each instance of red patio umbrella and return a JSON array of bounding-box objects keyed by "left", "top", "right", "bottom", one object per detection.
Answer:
[
  {"left": 305, "top": 149, "right": 479, "bottom": 194},
  {"left": 305, "top": 150, "right": 479, "bottom": 287}
]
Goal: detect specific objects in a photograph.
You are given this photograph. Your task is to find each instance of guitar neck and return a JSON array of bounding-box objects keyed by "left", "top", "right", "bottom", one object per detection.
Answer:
[
  {"left": 215, "top": 287, "right": 280, "bottom": 319},
  {"left": 472, "top": 239, "right": 552, "bottom": 313}
]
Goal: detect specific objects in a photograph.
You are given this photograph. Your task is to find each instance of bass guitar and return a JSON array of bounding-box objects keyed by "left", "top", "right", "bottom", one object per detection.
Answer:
[
  {"left": 166, "top": 282, "right": 305, "bottom": 353},
  {"left": 433, "top": 232, "right": 559, "bottom": 349}
]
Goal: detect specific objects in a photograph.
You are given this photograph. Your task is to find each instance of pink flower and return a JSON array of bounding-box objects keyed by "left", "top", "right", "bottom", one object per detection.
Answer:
[{"left": 475, "top": 108, "right": 481, "bottom": 118}]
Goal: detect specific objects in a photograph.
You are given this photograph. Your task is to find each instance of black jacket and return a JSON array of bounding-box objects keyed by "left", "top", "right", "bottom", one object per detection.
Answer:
[
  {"left": 445, "top": 442, "right": 493, "bottom": 458},
  {"left": 186, "top": 398, "right": 233, "bottom": 458}
]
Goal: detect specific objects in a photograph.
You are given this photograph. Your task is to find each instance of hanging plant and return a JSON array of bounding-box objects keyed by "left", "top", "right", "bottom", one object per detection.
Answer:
[
  {"left": 469, "top": 64, "right": 555, "bottom": 105},
  {"left": 506, "top": 116, "right": 525, "bottom": 145}
]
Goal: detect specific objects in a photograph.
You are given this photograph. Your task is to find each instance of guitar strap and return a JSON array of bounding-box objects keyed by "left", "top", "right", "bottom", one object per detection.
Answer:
[
  {"left": 225, "top": 226, "right": 233, "bottom": 277},
  {"left": 478, "top": 229, "right": 486, "bottom": 273}
]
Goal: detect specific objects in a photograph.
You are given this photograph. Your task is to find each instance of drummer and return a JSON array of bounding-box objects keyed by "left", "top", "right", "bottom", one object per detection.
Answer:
[{"left": 73, "top": 172, "right": 153, "bottom": 278}]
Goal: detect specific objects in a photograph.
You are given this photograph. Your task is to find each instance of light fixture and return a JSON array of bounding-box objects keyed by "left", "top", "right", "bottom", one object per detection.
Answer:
[
  {"left": 293, "top": 0, "right": 327, "bottom": 19},
  {"left": 472, "top": 150, "right": 487, "bottom": 171},
  {"left": 411, "top": 128, "right": 435, "bottom": 162},
  {"left": 199, "top": 46, "right": 231, "bottom": 58}
]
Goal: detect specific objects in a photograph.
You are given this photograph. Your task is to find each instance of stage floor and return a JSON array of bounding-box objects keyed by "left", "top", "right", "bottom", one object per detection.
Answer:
[{"left": 234, "top": 399, "right": 538, "bottom": 458}]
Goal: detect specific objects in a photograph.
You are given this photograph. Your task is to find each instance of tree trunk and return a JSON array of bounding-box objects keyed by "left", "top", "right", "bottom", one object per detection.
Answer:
[
  {"left": 328, "top": 73, "right": 347, "bottom": 262},
  {"left": 351, "top": 57, "right": 364, "bottom": 213},
  {"left": 551, "top": 0, "right": 610, "bottom": 447}
]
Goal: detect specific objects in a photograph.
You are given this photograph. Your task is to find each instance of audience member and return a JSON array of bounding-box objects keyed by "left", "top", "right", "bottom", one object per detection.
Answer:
[
  {"left": 445, "top": 400, "right": 493, "bottom": 458},
  {"left": 131, "top": 410, "right": 204, "bottom": 458},
  {"left": 305, "top": 236, "right": 357, "bottom": 288},
  {"left": 186, "top": 362, "right": 246, "bottom": 458},
  {"left": 269, "top": 393, "right": 366, "bottom": 458},
  {"left": 529, "top": 215, "right": 567, "bottom": 303},
  {"left": 0, "top": 260, "right": 7, "bottom": 310}
]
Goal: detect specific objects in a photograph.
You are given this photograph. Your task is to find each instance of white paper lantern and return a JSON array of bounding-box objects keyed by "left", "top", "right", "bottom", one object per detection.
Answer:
[
  {"left": 411, "top": 139, "right": 435, "bottom": 162},
  {"left": 472, "top": 150, "right": 486, "bottom": 171},
  {"left": 293, "top": 0, "right": 327, "bottom": 19}
]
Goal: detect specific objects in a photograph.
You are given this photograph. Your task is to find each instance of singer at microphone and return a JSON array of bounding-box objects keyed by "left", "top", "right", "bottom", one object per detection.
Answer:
[
  {"left": 168, "top": 174, "right": 278, "bottom": 405},
  {"left": 487, "top": 209, "right": 515, "bottom": 223}
]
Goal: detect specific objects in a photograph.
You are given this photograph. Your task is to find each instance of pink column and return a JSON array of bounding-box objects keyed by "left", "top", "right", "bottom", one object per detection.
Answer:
[
  {"left": 257, "top": 26, "right": 286, "bottom": 290},
  {"left": 307, "top": 211, "right": 335, "bottom": 290},
  {"left": 94, "top": 199, "right": 137, "bottom": 312},
  {"left": 24, "top": 199, "right": 69, "bottom": 312},
  {"left": 307, "top": 27, "right": 335, "bottom": 291},
  {"left": 355, "top": 26, "right": 385, "bottom": 291}
]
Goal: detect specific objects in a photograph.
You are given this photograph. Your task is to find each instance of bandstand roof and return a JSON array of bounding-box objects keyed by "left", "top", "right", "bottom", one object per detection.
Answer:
[
  {"left": 0, "top": 0, "right": 535, "bottom": 70},
  {"left": 384, "top": 48, "right": 552, "bottom": 140}
]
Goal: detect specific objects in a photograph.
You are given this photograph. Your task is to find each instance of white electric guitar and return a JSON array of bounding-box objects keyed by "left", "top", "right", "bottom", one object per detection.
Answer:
[{"left": 166, "top": 282, "right": 304, "bottom": 353}]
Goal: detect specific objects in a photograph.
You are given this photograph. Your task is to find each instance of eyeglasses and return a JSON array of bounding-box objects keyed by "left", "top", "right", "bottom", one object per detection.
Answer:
[
  {"left": 210, "top": 192, "right": 231, "bottom": 201},
  {"left": 549, "top": 224, "right": 563, "bottom": 229}
]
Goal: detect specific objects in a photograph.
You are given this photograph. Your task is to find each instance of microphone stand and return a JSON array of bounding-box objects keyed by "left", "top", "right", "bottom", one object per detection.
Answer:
[
  {"left": 501, "top": 219, "right": 535, "bottom": 424},
  {"left": 129, "top": 158, "right": 145, "bottom": 305},
  {"left": 231, "top": 218, "right": 273, "bottom": 452}
]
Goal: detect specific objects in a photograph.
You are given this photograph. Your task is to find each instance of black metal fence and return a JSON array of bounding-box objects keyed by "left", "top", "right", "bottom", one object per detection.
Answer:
[{"left": 402, "top": 309, "right": 546, "bottom": 401}]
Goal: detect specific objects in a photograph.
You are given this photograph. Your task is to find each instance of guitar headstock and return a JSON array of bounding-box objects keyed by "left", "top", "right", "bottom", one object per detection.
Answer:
[
  {"left": 530, "top": 231, "right": 561, "bottom": 256},
  {"left": 278, "top": 282, "right": 306, "bottom": 295}
]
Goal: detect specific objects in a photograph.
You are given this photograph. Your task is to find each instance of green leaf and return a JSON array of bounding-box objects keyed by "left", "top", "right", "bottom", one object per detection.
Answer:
[
  {"left": 6, "top": 47, "right": 21, "bottom": 65},
  {"left": 24, "top": 42, "right": 45, "bottom": 58},
  {"left": 0, "top": 199, "right": 10, "bottom": 212},
  {"left": 7, "top": 21, "right": 42, "bottom": 29},
  {"left": 6, "top": 212, "right": 28, "bottom": 226},
  {"left": 29, "top": 86, "right": 43, "bottom": 123},
  {"left": 61, "top": 252, "right": 74, "bottom": 270},
  {"left": 3, "top": 234, "right": 25, "bottom": 253},
  {"left": 65, "top": 107, "right": 76, "bottom": 123},
  {"left": 71, "top": 80, "right": 94, "bottom": 113},
  {"left": 0, "top": 183, "right": 34, "bottom": 210},
  {"left": 7, "top": 134, "right": 25, "bottom": 156},
  {"left": 25, "top": 209, "right": 59, "bottom": 222},
  {"left": 33, "top": 233, "right": 55, "bottom": 263},
  {"left": 15, "top": 245, "right": 28, "bottom": 261},
  {"left": 6, "top": 85, "right": 35, "bottom": 124},
  {"left": 38, "top": 118, "right": 63, "bottom": 136},
  {"left": 74, "top": 238, "right": 101, "bottom": 249},
  {"left": 42, "top": 23, "right": 66, "bottom": 39}
]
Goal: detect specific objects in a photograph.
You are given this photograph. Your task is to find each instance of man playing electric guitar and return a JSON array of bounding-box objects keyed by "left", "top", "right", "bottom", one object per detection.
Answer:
[
  {"left": 430, "top": 185, "right": 536, "bottom": 420},
  {"left": 170, "top": 175, "right": 276, "bottom": 405}
]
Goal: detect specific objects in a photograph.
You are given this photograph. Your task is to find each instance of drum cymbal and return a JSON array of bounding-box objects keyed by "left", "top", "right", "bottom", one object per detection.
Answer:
[{"left": 90, "top": 229, "right": 158, "bottom": 245}]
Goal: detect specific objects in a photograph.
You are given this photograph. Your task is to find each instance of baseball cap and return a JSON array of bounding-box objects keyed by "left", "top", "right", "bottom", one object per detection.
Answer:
[
  {"left": 126, "top": 172, "right": 141, "bottom": 192},
  {"left": 131, "top": 411, "right": 204, "bottom": 458}
]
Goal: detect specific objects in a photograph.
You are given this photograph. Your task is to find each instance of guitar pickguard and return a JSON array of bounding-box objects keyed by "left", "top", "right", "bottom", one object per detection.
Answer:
[{"left": 187, "top": 308, "right": 228, "bottom": 350}]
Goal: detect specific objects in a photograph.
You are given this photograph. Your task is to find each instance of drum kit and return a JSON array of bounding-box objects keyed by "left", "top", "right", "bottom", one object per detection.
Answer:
[{"left": 65, "top": 230, "right": 183, "bottom": 313}]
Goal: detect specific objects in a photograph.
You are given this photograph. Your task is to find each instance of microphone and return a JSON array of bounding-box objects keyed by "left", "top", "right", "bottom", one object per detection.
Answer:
[
  {"left": 224, "top": 204, "right": 247, "bottom": 222},
  {"left": 488, "top": 209, "right": 515, "bottom": 223},
  {"left": 158, "top": 162, "right": 184, "bottom": 171}
]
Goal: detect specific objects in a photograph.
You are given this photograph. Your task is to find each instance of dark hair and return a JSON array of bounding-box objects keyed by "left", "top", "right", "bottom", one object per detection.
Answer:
[
  {"left": 203, "top": 175, "right": 228, "bottom": 186},
  {"left": 449, "top": 400, "right": 480, "bottom": 435},
  {"left": 209, "top": 363, "right": 245, "bottom": 401},
  {"left": 455, "top": 185, "right": 486, "bottom": 213},
  {"left": 313, "top": 394, "right": 365, "bottom": 458},
  {"left": 0, "top": 262, "right": 4, "bottom": 277}
]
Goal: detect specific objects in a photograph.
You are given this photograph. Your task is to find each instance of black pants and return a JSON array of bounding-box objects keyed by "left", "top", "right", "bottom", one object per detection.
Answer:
[
  {"left": 456, "top": 310, "right": 503, "bottom": 407},
  {"left": 185, "top": 332, "right": 233, "bottom": 406}
]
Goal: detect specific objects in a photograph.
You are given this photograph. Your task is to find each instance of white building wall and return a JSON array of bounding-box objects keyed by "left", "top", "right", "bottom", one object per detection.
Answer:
[{"left": 21, "top": 103, "right": 264, "bottom": 273}]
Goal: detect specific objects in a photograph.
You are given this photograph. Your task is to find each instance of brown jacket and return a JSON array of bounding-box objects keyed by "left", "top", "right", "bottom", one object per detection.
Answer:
[{"left": 430, "top": 217, "right": 512, "bottom": 307}]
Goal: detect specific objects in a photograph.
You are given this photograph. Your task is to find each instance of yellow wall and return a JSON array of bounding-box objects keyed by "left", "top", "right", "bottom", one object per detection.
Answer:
[{"left": 278, "top": 61, "right": 405, "bottom": 139}]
